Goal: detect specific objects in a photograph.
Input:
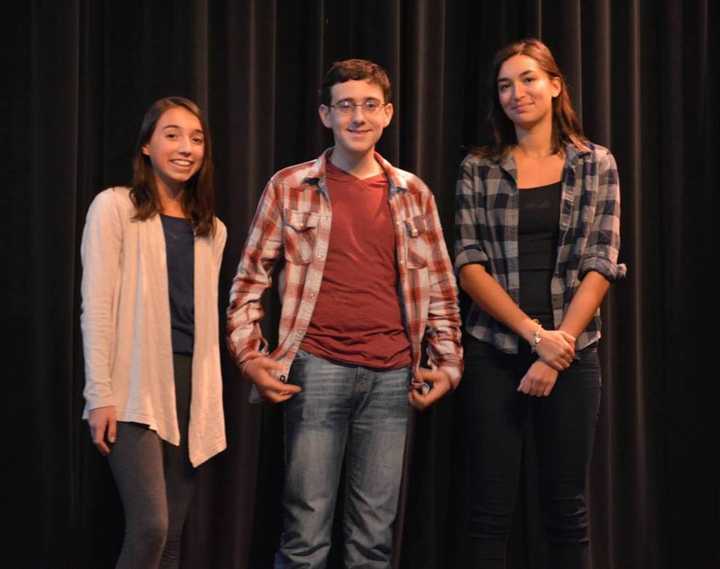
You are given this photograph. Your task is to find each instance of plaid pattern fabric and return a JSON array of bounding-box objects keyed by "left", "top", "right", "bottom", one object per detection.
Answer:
[
  {"left": 227, "top": 149, "right": 463, "bottom": 385},
  {"left": 454, "top": 142, "right": 626, "bottom": 354}
]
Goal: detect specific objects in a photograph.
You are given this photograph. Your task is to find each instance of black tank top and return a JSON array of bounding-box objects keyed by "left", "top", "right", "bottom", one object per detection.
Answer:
[{"left": 518, "top": 181, "right": 561, "bottom": 326}]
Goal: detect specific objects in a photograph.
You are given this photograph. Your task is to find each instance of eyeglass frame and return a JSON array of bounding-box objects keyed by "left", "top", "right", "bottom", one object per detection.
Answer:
[{"left": 325, "top": 98, "right": 389, "bottom": 115}]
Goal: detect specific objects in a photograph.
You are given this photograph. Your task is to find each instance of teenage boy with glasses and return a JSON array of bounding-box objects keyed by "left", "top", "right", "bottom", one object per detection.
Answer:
[{"left": 227, "top": 59, "right": 463, "bottom": 568}]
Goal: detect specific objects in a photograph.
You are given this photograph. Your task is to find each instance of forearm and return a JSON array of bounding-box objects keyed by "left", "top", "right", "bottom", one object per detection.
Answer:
[
  {"left": 226, "top": 275, "right": 270, "bottom": 365},
  {"left": 425, "top": 317, "right": 463, "bottom": 386},
  {"left": 459, "top": 263, "right": 538, "bottom": 343},
  {"left": 80, "top": 269, "right": 117, "bottom": 405},
  {"left": 80, "top": 192, "right": 122, "bottom": 409},
  {"left": 423, "top": 196, "right": 464, "bottom": 383},
  {"left": 226, "top": 235, "right": 285, "bottom": 364},
  {"left": 226, "top": 184, "right": 283, "bottom": 364},
  {"left": 558, "top": 271, "right": 610, "bottom": 338},
  {"left": 81, "top": 304, "right": 117, "bottom": 409}
]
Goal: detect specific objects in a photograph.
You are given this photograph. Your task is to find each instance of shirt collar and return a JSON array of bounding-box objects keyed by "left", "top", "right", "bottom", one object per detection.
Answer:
[
  {"left": 303, "top": 148, "right": 406, "bottom": 196},
  {"left": 497, "top": 140, "right": 592, "bottom": 177}
]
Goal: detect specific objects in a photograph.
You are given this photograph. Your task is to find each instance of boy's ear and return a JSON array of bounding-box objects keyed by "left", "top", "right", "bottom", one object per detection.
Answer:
[
  {"left": 381, "top": 102, "right": 394, "bottom": 127},
  {"left": 319, "top": 105, "right": 332, "bottom": 128}
]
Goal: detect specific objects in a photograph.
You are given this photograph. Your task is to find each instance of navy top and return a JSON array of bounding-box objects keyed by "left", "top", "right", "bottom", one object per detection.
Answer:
[
  {"left": 160, "top": 214, "right": 195, "bottom": 355},
  {"left": 518, "top": 181, "right": 561, "bottom": 327}
]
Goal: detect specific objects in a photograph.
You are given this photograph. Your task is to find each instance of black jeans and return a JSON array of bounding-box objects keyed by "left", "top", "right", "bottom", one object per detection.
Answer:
[{"left": 459, "top": 336, "right": 601, "bottom": 569}]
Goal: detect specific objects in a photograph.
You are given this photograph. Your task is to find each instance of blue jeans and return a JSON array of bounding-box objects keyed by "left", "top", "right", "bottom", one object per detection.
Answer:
[{"left": 274, "top": 350, "right": 411, "bottom": 569}]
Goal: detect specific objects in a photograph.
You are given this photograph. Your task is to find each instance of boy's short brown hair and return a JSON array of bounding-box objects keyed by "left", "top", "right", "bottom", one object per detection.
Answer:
[{"left": 320, "top": 59, "right": 392, "bottom": 105}]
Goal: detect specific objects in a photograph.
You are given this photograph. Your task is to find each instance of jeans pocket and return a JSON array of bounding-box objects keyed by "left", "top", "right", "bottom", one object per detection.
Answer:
[
  {"left": 571, "top": 345, "right": 602, "bottom": 387},
  {"left": 576, "top": 344, "right": 600, "bottom": 364},
  {"left": 288, "top": 350, "right": 309, "bottom": 385},
  {"left": 294, "top": 349, "right": 312, "bottom": 361}
]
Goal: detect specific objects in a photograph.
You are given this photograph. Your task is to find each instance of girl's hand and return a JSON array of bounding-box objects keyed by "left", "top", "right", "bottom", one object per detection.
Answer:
[
  {"left": 534, "top": 328, "right": 575, "bottom": 370},
  {"left": 517, "top": 360, "right": 559, "bottom": 397},
  {"left": 88, "top": 406, "right": 117, "bottom": 455}
]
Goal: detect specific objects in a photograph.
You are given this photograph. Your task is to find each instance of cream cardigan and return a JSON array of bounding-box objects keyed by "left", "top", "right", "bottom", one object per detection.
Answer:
[{"left": 80, "top": 187, "right": 227, "bottom": 466}]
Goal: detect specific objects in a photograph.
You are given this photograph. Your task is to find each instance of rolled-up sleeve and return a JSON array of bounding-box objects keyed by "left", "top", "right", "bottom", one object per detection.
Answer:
[
  {"left": 421, "top": 192, "right": 463, "bottom": 387},
  {"left": 579, "top": 151, "right": 627, "bottom": 282},
  {"left": 454, "top": 158, "right": 489, "bottom": 273}
]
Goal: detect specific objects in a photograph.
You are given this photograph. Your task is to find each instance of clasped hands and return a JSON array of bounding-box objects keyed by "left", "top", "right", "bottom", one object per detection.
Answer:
[{"left": 517, "top": 327, "right": 576, "bottom": 397}]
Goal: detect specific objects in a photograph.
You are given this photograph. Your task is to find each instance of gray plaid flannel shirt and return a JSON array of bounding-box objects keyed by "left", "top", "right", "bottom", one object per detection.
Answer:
[{"left": 454, "top": 142, "right": 627, "bottom": 354}]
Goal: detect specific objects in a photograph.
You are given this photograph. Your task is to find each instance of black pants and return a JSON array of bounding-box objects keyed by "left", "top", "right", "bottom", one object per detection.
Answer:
[
  {"left": 459, "top": 336, "right": 601, "bottom": 569},
  {"left": 107, "top": 353, "right": 196, "bottom": 569}
]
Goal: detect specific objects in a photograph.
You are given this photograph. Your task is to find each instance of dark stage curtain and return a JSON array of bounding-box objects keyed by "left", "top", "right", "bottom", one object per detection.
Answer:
[{"left": 8, "top": 1, "right": 717, "bottom": 568}]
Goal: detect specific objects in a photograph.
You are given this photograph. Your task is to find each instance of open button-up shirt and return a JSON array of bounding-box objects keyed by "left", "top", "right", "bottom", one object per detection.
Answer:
[
  {"left": 454, "top": 142, "right": 627, "bottom": 354},
  {"left": 227, "top": 149, "right": 463, "bottom": 389}
]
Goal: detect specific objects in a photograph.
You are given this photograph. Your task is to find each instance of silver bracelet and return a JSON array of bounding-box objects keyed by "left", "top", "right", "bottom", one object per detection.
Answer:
[{"left": 530, "top": 319, "right": 543, "bottom": 353}]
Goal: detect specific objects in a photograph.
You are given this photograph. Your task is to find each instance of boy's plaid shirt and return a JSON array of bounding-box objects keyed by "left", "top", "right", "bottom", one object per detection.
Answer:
[
  {"left": 227, "top": 149, "right": 463, "bottom": 385},
  {"left": 454, "top": 142, "right": 627, "bottom": 353}
]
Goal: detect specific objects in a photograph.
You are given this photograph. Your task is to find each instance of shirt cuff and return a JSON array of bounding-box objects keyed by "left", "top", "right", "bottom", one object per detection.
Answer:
[
  {"left": 454, "top": 246, "right": 489, "bottom": 274},
  {"left": 579, "top": 256, "right": 627, "bottom": 282}
]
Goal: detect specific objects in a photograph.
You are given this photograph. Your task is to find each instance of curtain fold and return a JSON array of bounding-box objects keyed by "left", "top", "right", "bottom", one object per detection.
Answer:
[{"left": 7, "top": 1, "right": 714, "bottom": 567}]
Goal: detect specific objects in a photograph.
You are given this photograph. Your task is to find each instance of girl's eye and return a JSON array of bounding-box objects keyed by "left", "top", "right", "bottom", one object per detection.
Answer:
[{"left": 192, "top": 137, "right": 204, "bottom": 145}]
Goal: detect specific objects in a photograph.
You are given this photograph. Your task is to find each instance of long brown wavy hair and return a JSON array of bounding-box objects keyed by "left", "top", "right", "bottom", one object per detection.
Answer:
[
  {"left": 478, "top": 38, "right": 588, "bottom": 159},
  {"left": 130, "top": 96, "right": 215, "bottom": 236}
]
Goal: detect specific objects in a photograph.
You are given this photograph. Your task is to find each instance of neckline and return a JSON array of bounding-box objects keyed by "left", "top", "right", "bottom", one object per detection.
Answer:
[
  {"left": 160, "top": 213, "right": 192, "bottom": 222},
  {"left": 517, "top": 180, "right": 562, "bottom": 191},
  {"left": 326, "top": 159, "right": 386, "bottom": 183}
]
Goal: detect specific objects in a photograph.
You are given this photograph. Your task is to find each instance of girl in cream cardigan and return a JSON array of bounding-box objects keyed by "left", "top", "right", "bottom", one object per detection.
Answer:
[{"left": 80, "top": 97, "right": 226, "bottom": 569}]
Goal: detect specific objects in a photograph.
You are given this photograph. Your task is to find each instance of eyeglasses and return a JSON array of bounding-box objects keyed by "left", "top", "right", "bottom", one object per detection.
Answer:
[{"left": 329, "top": 99, "right": 386, "bottom": 115}]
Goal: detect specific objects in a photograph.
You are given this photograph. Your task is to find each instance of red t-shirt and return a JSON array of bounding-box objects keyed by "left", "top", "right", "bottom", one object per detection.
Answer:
[{"left": 299, "top": 160, "right": 412, "bottom": 369}]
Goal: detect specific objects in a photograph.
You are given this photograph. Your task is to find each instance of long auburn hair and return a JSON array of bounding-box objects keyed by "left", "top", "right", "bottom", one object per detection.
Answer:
[
  {"left": 130, "top": 96, "right": 215, "bottom": 236},
  {"left": 479, "top": 38, "right": 588, "bottom": 159}
]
